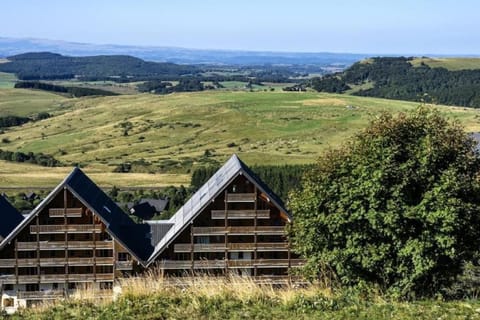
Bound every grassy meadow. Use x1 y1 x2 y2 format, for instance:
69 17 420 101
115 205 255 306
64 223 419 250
410 57 480 71
1 89 480 187
0 88 68 116
7 274 480 320
0 72 17 89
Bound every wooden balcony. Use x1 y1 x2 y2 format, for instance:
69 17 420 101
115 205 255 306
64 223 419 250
156 259 305 270
193 226 286 236
226 193 256 202
17 240 113 251
0 274 16 284
30 224 103 234
229 242 288 252
49 208 83 218
17 290 64 300
17 273 115 284
0 259 15 267
158 260 226 269
228 259 305 268
115 261 134 270
174 242 288 253
211 210 270 220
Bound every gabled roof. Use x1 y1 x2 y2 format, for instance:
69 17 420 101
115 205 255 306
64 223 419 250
0 196 24 241
145 154 290 266
0 167 154 264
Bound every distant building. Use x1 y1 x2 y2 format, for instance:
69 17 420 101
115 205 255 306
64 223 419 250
129 198 169 220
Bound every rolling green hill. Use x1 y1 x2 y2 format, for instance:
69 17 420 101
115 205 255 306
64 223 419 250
301 57 480 108
1 90 480 189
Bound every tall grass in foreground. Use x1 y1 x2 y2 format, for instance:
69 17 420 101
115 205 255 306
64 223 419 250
6 272 480 319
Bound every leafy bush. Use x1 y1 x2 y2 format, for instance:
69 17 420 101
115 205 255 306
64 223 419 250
289 106 480 297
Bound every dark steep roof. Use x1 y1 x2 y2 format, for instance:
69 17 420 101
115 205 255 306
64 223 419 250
65 168 155 262
0 196 24 241
0 168 155 264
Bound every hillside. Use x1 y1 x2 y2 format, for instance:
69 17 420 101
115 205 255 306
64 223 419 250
301 57 480 108
0 52 198 80
1 90 480 188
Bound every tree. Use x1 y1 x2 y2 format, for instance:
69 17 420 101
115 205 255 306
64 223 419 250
289 106 480 296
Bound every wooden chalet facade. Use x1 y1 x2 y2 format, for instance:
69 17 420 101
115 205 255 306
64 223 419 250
147 154 304 278
0 154 303 311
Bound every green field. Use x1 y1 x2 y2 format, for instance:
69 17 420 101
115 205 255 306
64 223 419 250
0 88 68 116
411 57 480 70
0 72 17 88
1 89 480 187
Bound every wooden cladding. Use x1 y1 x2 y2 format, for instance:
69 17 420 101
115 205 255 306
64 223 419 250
226 193 256 202
30 224 103 234
211 210 270 220
174 242 288 253
48 208 83 218
193 226 286 236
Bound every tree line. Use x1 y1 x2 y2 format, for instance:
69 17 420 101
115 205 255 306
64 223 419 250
0 149 61 167
15 81 118 97
191 163 314 201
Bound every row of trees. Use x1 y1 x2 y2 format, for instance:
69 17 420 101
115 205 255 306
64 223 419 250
0 149 61 167
15 81 118 97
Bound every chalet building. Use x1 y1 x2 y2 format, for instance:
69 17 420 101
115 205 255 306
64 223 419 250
0 154 303 311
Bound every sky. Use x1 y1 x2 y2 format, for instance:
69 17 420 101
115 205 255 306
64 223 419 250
1 0 479 55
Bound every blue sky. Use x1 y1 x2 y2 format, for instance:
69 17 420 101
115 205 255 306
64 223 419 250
1 0 479 54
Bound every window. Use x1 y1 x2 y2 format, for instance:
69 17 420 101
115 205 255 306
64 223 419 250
118 252 131 261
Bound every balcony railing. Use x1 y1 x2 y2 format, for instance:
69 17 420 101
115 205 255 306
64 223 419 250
0 257 114 268
158 260 227 269
226 193 256 202
17 273 115 283
156 259 305 270
49 208 83 218
174 242 288 253
17 290 65 300
228 259 305 268
193 226 286 236
17 240 113 251
0 259 16 267
30 224 103 234
211 210 270 220
115 261 134 270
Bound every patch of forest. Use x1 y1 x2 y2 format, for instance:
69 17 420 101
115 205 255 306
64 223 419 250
294 57 480 107
0 52 199 81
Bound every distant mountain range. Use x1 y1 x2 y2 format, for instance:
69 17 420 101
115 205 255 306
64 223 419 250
0 37 368 66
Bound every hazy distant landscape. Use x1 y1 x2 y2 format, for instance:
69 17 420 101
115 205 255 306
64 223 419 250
2 1 480 318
